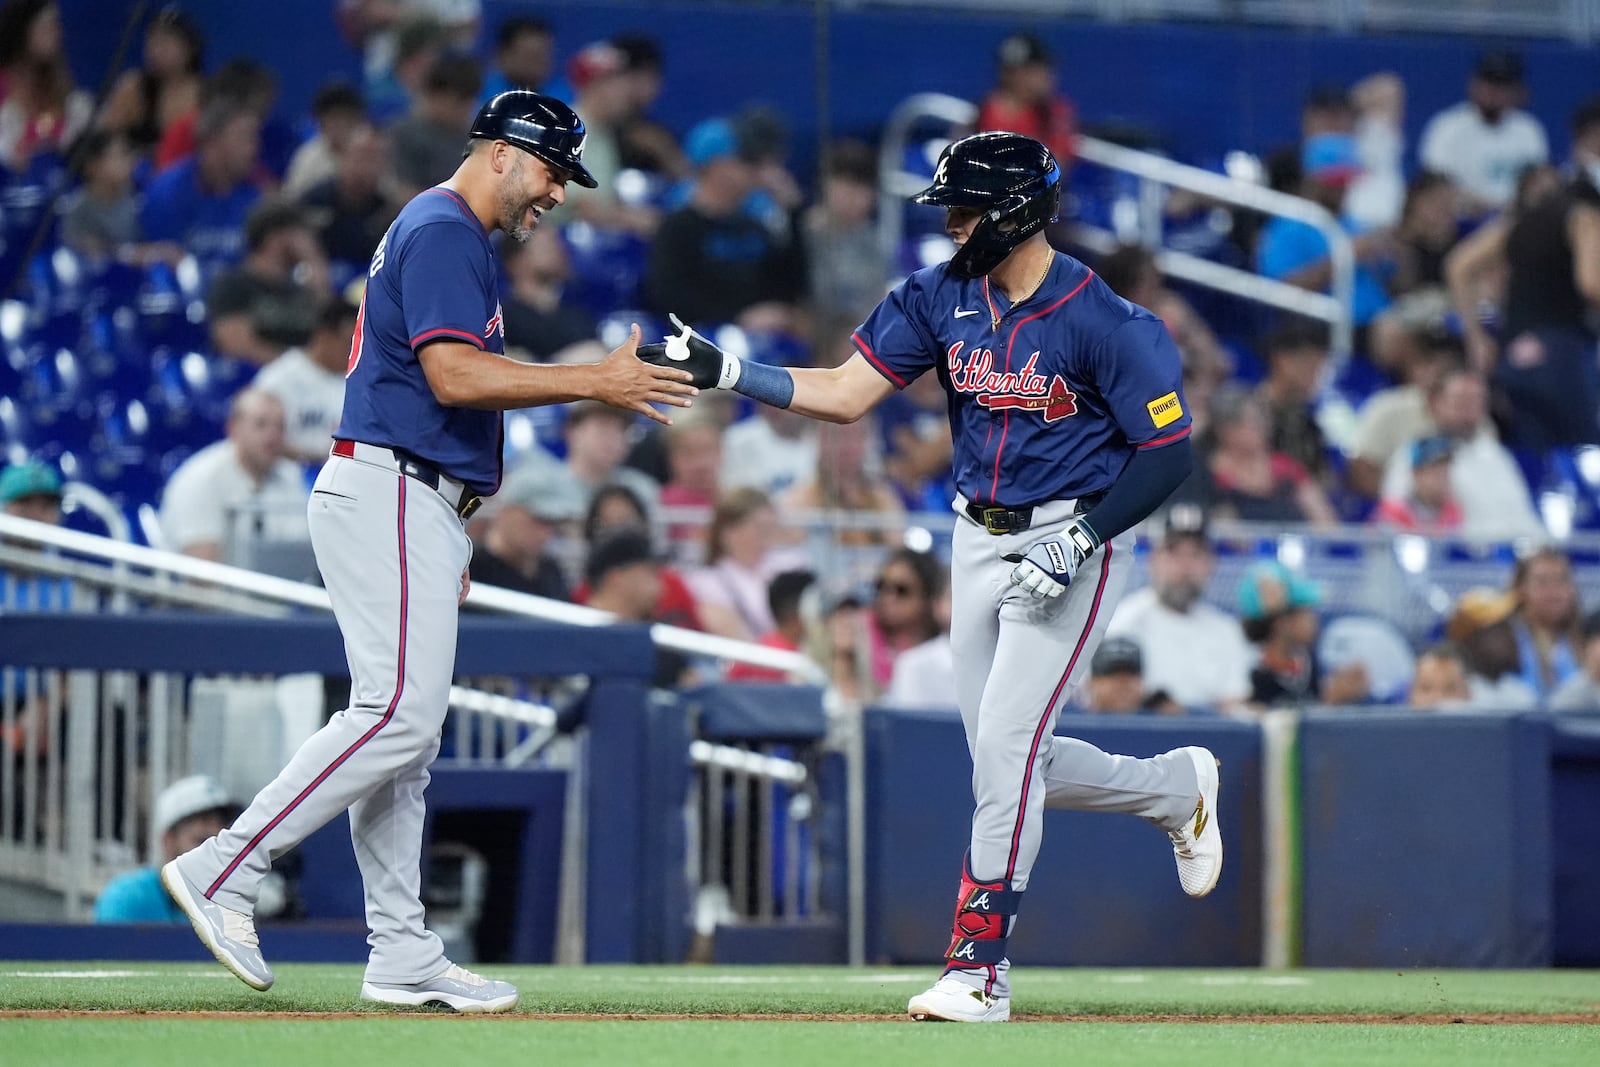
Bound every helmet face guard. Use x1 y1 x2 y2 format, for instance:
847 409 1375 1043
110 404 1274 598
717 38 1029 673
471 91 600 188
913 132 1062 279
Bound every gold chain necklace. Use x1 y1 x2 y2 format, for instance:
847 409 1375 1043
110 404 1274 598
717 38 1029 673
983 253 1054 333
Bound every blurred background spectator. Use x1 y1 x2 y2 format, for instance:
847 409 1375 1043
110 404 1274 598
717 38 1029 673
480 14 558 102
252 299 356 464
1550 610 1600 713
780 418 903 547
498 226 603 364
1508 547 1582 704
98 4 205 157
1446 587 1539 710
575 485 702 632
299 119 398 281
726 569 814 684
138 94 263 281
388 51 482 198
205 199 328 366
1179 385 1337 525
57 131 144 262
1371 435 1463 532
282 81 365 200
0 460 61 526
93 775 234 924
976 31 1075 168
1239 561 1369 708
1419 50 1548 218
687 488 803 642
867 548 944 695
1406 643 1474 710
0 0 90 170
1107 508 1251 714
803 139 884 323
610 33 685 181
468 462 585 601
884 570 954 710
584 527 694 687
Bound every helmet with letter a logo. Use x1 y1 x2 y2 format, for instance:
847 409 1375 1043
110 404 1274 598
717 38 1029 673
470 90 599 188
912 131 1061 279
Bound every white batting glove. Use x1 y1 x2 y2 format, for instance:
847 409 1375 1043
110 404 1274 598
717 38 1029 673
1002 519 1100 601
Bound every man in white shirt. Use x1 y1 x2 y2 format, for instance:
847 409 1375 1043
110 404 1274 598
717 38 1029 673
1380 366 1545 543
252 301 356 464
719 404 819 498
1419 51 1548 215
159 388 310 563
1106 507 1252 713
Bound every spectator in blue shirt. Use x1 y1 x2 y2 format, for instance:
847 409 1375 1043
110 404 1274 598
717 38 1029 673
139 97 264 284
1256 132 1394 330
94 776 236 923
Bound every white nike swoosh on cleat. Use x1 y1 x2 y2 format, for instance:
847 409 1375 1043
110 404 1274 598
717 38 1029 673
953 307 981 318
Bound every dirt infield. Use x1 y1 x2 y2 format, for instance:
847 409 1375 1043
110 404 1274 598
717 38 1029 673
3 1009 1596 1024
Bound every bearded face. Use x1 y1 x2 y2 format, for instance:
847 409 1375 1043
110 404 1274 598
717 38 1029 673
498 153 565 243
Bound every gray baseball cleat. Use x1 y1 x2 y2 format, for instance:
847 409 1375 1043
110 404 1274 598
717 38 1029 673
361 963 519 1013
1168 746 1223 897
160 859 275 991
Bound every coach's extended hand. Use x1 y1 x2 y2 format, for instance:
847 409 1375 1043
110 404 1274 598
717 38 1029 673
1002 519 1100 600
637 314 741 390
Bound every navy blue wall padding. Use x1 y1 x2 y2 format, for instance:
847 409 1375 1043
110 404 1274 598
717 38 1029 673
687 683 827 742
0 612 655 678
865 708 1262 966
1549 719 1600 966
1299 712 1553 967
585 688 692 963
0 922 369 963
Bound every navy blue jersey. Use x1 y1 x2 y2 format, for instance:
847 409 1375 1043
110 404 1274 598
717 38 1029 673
853 254 1191 506
337 187 505 495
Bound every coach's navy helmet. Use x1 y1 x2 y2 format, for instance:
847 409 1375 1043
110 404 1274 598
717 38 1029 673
470 90 599 188
913 131 1061 278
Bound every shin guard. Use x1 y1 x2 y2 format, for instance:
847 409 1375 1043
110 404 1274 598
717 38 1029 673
942 857 1022 968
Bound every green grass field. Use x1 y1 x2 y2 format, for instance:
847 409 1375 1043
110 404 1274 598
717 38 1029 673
3 964 1597 1067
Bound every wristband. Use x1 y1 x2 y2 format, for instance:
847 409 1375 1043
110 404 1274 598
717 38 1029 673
731 359 795 409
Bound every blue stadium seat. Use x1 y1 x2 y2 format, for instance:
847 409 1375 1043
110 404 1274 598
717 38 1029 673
560 223 649 319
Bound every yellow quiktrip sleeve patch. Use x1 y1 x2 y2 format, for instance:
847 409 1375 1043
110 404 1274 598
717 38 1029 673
1147 391 1183 428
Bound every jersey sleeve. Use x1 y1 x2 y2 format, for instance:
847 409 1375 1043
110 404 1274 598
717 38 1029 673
851 275 940 389
398 221 494 352
1088 315 1193 448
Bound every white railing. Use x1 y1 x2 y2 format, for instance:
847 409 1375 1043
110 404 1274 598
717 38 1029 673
876 93 1357 362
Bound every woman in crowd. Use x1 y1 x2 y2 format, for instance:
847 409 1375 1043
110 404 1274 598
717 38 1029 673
1178 385 1337 525
98 5 205 154
687 488 805 641
0 0 92 169
1509 546 1583 703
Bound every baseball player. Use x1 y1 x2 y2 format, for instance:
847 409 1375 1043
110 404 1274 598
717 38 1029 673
161 92 697 1012
640 131 1221 1022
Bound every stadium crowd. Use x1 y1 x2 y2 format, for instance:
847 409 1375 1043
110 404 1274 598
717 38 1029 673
3 1 1600 717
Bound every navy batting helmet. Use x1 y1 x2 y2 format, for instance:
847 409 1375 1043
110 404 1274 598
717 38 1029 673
470 91 599 188
912 131 1061 278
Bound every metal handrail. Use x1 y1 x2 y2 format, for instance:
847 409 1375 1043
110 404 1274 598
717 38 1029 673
874 92 1356 360
0 512 825 681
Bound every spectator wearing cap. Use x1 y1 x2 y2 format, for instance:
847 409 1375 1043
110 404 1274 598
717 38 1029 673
1106 509 1252 714
1255 131 1395 331
573 485 703 632
975 31 1075 167
1371 435 1463 532
1419 51 1549 216
1240 561 1369 708
467 462 585 601
388 51 484 197
585 528 692 687
1081 637 1148 714
252 300 357 464
1380 364 1544 542
1 460 62 526
1447 587 1539 710
206 199 330 366
94 775 235 923
558 40 658 235
1407 643 1474 711
644 116 807 329
1549 610 1600 714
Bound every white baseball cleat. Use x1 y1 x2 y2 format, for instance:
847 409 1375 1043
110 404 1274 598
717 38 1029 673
1168 746 1223 897
907 975 1011 1022
361 963 519 1013
160 860 275 991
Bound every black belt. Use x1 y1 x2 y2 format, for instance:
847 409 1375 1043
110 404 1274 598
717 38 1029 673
964 492 1105 536
965 501 1035 535
331 439 484 520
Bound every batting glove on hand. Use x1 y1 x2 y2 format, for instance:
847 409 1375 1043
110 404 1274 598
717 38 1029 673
637 314 742 390
1002 519 1100 601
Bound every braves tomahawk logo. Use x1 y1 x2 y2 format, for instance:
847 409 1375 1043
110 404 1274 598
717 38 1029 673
485 303 504 340
947 342 1077 422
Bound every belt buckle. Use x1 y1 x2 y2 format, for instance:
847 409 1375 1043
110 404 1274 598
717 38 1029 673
458 494 482 521
981 507 1010 535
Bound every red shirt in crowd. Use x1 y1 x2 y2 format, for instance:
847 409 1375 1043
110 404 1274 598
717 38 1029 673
976 92 1077 167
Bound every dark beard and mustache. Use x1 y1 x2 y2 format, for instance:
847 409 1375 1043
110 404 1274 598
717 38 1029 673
1156 580 1204 613
498 157 547 243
